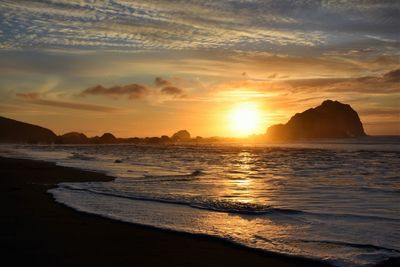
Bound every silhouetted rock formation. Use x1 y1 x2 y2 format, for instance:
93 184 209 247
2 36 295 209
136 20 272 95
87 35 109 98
267 100 366 140
58 132 89 144
161 135 170 142
99 133 117 143
0 116 57 143
171 130 191 141
146 137 162 144
0 116 199 144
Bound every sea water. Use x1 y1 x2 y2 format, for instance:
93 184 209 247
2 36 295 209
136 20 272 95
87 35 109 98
2 137 400 267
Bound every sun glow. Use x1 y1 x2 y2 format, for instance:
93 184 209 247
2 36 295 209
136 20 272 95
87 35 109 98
229 103 263 137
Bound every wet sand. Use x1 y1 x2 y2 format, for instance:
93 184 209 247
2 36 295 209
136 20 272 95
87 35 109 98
0 156 397 267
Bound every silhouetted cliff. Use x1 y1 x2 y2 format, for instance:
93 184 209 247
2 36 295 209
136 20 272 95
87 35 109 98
0 116 57 143
267 100 366 140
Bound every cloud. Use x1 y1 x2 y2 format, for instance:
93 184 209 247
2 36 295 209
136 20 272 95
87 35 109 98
2 0 398 54
154 77 186 97
383 69 400 82
284 69 400 94
161 86 184 96
16 92 118 112
79 77 186 101
0 0 324 52
15 92 39 100
81 84 149 99
154 77 172 87
359 107 400 117
268 73 278 79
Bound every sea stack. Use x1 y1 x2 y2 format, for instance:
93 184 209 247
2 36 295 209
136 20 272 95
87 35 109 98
171 130 191 141
266 100 366 140
99 133 117 143
58 132 89 144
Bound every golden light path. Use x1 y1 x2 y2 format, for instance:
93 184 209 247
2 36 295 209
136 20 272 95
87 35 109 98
229 103 264 137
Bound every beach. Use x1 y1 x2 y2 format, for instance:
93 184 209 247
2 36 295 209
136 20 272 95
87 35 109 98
0 156 336 267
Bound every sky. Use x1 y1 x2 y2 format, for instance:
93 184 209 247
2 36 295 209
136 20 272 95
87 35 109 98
0 0 399 137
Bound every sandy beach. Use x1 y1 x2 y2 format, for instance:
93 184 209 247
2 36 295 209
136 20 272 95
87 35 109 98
0 156 336 267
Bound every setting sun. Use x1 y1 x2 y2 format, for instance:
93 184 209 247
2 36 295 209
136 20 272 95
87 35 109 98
229 103 263 136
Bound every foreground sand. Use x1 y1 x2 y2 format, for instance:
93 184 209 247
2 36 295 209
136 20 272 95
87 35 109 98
0 156 397 267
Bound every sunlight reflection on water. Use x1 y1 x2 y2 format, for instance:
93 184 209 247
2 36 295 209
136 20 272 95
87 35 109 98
2 140 400 267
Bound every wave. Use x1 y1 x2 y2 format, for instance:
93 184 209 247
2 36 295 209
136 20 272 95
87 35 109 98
298 239 400 253
49 184 400 267
57 183 299 215
138 170 206 182
190 170 205 176
302 210 400 222
57 183 400 222
68 152 96 161
190 202 300 215
358 186 400 194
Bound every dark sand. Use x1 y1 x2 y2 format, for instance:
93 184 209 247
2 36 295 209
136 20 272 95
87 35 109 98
0 156 397 267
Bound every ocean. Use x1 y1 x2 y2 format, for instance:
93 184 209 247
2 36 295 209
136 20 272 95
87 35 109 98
2 137 400 267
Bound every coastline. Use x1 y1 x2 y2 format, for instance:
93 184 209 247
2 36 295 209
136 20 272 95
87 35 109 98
1 156 397 267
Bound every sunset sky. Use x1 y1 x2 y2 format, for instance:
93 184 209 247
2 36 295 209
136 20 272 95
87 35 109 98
0 0 399 137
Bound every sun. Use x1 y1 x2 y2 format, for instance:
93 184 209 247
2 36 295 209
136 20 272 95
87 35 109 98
229 103 263 137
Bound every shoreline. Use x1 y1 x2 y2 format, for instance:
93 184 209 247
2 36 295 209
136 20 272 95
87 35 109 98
1 156 398 267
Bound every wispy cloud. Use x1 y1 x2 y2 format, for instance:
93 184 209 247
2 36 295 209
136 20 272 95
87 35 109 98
2 0 398 53
285 69 400 93
383 69 400 82
80 84 150 99
16 92 119 112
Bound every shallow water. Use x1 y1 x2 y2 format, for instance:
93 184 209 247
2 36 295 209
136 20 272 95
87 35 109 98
2 137 400 267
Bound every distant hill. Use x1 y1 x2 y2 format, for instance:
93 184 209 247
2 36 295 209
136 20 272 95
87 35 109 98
0 116 198 144
0 116 57 143
58 132 89 144
267 100 366 140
